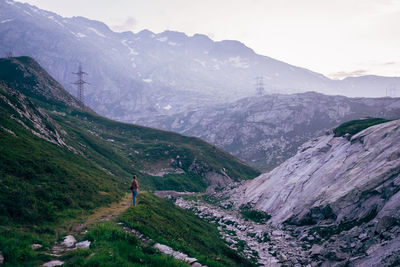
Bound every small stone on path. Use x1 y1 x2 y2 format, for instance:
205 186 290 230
76 240 91 249
42 260 64 267
62 235 76 248
31 243 42 250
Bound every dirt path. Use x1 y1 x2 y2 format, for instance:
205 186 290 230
42 194 133 265
71 193 132 234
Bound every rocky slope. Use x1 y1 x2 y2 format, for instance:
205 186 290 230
141 92 400 171
1 0 400 124
224 119 400 265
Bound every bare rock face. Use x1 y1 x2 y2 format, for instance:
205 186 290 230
229 119 400 265
236 120 400 227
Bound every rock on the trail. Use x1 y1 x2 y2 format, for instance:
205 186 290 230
31 244 42 250
62 235 76 248
75 240 91 249
42 260 64 267
0 251 4 264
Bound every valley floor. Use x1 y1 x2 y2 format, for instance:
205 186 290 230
158 192 311 266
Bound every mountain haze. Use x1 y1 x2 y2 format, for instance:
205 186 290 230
1 0 399 125
141 92 400 170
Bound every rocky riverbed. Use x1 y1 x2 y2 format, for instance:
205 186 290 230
158 190 400 267
170 196 310 266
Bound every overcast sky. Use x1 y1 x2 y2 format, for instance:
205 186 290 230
18 0 400 79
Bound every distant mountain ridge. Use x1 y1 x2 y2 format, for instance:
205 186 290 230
140 92 400 170
1 0 400 124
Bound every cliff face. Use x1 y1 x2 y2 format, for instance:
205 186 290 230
236 119 400 226
221 120 400 265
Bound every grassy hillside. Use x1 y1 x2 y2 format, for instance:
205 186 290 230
333 118 391 138
0 57 258 224
0 57 259 265
118 193 254 267
58 193 254 267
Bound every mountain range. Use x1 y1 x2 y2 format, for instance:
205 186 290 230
1 0 400 125
141 92 400 170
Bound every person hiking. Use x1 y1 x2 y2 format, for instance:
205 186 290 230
130 175 139 206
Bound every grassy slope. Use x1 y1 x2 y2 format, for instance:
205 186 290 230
63 221 191 267
0 57 259 265
118 192 255 267
333 118 391 138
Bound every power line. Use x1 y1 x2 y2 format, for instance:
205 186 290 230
255 76 264 96
386 83 397 98
72 63 88 104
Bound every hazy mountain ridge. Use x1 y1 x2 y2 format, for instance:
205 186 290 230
140 92 400 170
1 0 400 125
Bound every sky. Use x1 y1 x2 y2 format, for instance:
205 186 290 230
18 0 400 79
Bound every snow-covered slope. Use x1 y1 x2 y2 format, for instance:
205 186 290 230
235 119 400 227
1 0 400 124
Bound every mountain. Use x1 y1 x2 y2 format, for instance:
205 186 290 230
140 92 400 171
226 118 400 265
0 56 259 226
1 0 400 125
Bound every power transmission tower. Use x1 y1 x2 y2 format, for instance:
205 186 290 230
386 83 397 98
5 51 13 58
72 63 88 104
255 76 264 96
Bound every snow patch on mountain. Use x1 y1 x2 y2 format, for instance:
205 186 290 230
0 19 13 23
87 27 106 38
168 41 179 46
228 56 250 69
75 32 86 38
157 36 168 42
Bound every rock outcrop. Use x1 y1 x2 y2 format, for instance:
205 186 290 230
228 119 400 265
235 119 400 226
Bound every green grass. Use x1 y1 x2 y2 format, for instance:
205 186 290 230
0 226 52 267
333 118 391 138
62 222 190 267
240 207 271 224
119 192 255 267
0 106 123 225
